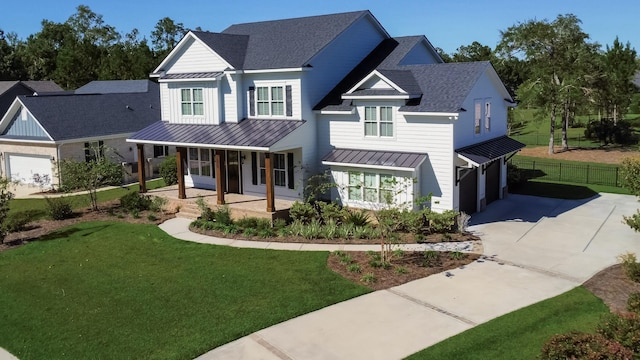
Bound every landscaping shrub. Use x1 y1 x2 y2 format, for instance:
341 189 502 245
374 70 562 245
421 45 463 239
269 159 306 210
195 197 215 222
597 312 640 354
540 332 632 360
120 192 152 212
628 292 640 314
149 196 168 213
585 119 639 146
289 201 316 224
3 212 32 233
214 206 233 225
317 201 344 224
158 155 178 185
344 209 370 226
618 252 640 282
427 210 458 233
45 196 73 220
507 162 526 188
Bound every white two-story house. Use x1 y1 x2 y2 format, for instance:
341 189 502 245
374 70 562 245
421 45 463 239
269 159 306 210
128 10 523 215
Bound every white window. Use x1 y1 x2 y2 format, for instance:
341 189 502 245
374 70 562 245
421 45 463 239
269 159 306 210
256 86 284 116
20 108 27 121
364 106 393 137
348 172 394 204
259 153 286 187
474 100 482 134
188 148 213 177
181 88 204 116
485 101 491 131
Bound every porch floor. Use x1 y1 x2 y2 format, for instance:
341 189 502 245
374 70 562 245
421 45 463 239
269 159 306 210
147 185 295 220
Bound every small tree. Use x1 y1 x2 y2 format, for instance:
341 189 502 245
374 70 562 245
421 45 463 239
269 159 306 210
0 177 14 242
59 156 123 211
622 157 640 232
158 155 177 185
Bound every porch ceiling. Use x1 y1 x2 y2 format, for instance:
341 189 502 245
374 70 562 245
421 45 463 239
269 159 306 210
127 119 305 151
456 135 525 167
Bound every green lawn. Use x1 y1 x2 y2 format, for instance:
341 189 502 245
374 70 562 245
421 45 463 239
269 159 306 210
406 287 609 360
0 221 369 359
8 179 166 219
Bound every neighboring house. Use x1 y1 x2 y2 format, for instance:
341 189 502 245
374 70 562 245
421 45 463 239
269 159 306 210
0 81 64 119
128 10 524 214
0 80 163 188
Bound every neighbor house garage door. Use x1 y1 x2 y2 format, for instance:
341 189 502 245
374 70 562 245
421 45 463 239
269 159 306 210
7 154 53 185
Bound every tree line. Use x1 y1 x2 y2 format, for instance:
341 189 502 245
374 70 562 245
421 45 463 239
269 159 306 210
0 5 187 89
437 14 638 154
1 7 638 154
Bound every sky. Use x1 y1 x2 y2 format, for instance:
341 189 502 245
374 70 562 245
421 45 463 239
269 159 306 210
1 0 638 54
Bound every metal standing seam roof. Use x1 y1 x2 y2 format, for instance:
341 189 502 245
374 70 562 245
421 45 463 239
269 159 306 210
322 148 427 170
160 72 223 80
128 119 306 149
456 135 525 166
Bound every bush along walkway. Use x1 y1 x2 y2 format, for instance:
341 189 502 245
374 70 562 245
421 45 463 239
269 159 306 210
159 218 479 253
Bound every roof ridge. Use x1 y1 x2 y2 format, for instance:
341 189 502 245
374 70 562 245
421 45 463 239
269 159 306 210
222 10 369 29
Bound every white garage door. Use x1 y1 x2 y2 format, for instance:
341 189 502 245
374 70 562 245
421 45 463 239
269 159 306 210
7 154 53 185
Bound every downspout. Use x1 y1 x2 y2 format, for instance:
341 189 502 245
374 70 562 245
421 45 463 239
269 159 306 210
56 143 63 190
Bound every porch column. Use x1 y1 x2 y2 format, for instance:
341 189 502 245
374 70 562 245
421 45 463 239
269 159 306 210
214 149 225 205
176 147 187 199
136 144 146 193
265 152 275 212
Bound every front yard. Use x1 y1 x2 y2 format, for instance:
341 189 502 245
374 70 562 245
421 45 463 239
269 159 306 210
0 221 369 359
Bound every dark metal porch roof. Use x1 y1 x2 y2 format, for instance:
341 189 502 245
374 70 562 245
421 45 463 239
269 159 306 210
456 135 525 166
128 119 305 150
322 148 427 171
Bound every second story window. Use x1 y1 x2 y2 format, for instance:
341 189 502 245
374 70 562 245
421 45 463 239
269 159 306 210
181 88 204 116
474 100 482 134
257 86 284 116
364 106 394 138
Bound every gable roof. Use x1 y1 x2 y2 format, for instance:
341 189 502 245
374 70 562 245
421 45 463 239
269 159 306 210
2 87 160 142
75 80 157 94
0 81 63 96
398 62 492 113
190 31 249 70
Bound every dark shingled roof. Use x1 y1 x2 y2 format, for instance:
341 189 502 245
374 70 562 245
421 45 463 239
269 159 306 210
129 119 305 149
16 88 160 141
190 31 249 69
322 148 427 170
377 69 422 95
456 136 525 166
220 10 372 69
0 81 63 96
75 80 157 94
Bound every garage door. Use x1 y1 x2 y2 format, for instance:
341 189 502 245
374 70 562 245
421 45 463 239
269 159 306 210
459 168 477 214
485 160 500 205
7 154 53 185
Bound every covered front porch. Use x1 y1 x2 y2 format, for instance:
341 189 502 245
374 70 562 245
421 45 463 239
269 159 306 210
147 185 294 220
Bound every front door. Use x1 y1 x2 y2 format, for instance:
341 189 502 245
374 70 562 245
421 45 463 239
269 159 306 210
227 151 241 194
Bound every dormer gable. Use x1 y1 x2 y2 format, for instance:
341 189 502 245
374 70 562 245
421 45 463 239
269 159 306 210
342 69 422 100
0 99 53 141
152 31 245 77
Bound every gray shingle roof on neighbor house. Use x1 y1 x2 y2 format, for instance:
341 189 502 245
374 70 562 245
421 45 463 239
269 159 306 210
13 88 160 141
75 80 158 94
217 10 372 70
456 135 525 165
0 81 63 96
633 72 640 89
129 119 305 149
322 148 427 170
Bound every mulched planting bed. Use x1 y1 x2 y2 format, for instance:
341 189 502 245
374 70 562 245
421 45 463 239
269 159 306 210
328 250 480 290
190 225 480 245
0 200 176 252
583 264 640 314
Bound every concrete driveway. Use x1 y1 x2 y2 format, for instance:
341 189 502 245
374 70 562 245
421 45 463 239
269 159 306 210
198 193 639 359
469 193 640 282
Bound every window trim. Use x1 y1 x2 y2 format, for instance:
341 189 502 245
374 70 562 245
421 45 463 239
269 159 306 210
181 88 204 116
153 145 169 158
259 152 287 187
256 85 285 117
474 100 482 135
347 171 395 204
187 147 214 178
363 106 394 138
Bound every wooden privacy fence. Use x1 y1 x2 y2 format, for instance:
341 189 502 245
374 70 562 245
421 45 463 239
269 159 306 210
509 159 623 187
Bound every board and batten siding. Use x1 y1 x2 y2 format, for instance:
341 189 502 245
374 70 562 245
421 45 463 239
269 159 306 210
244 73 303 121
318 103 455 212
162 37 230 74
2 107 49 139
302 15 387 120
164 81 218 125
